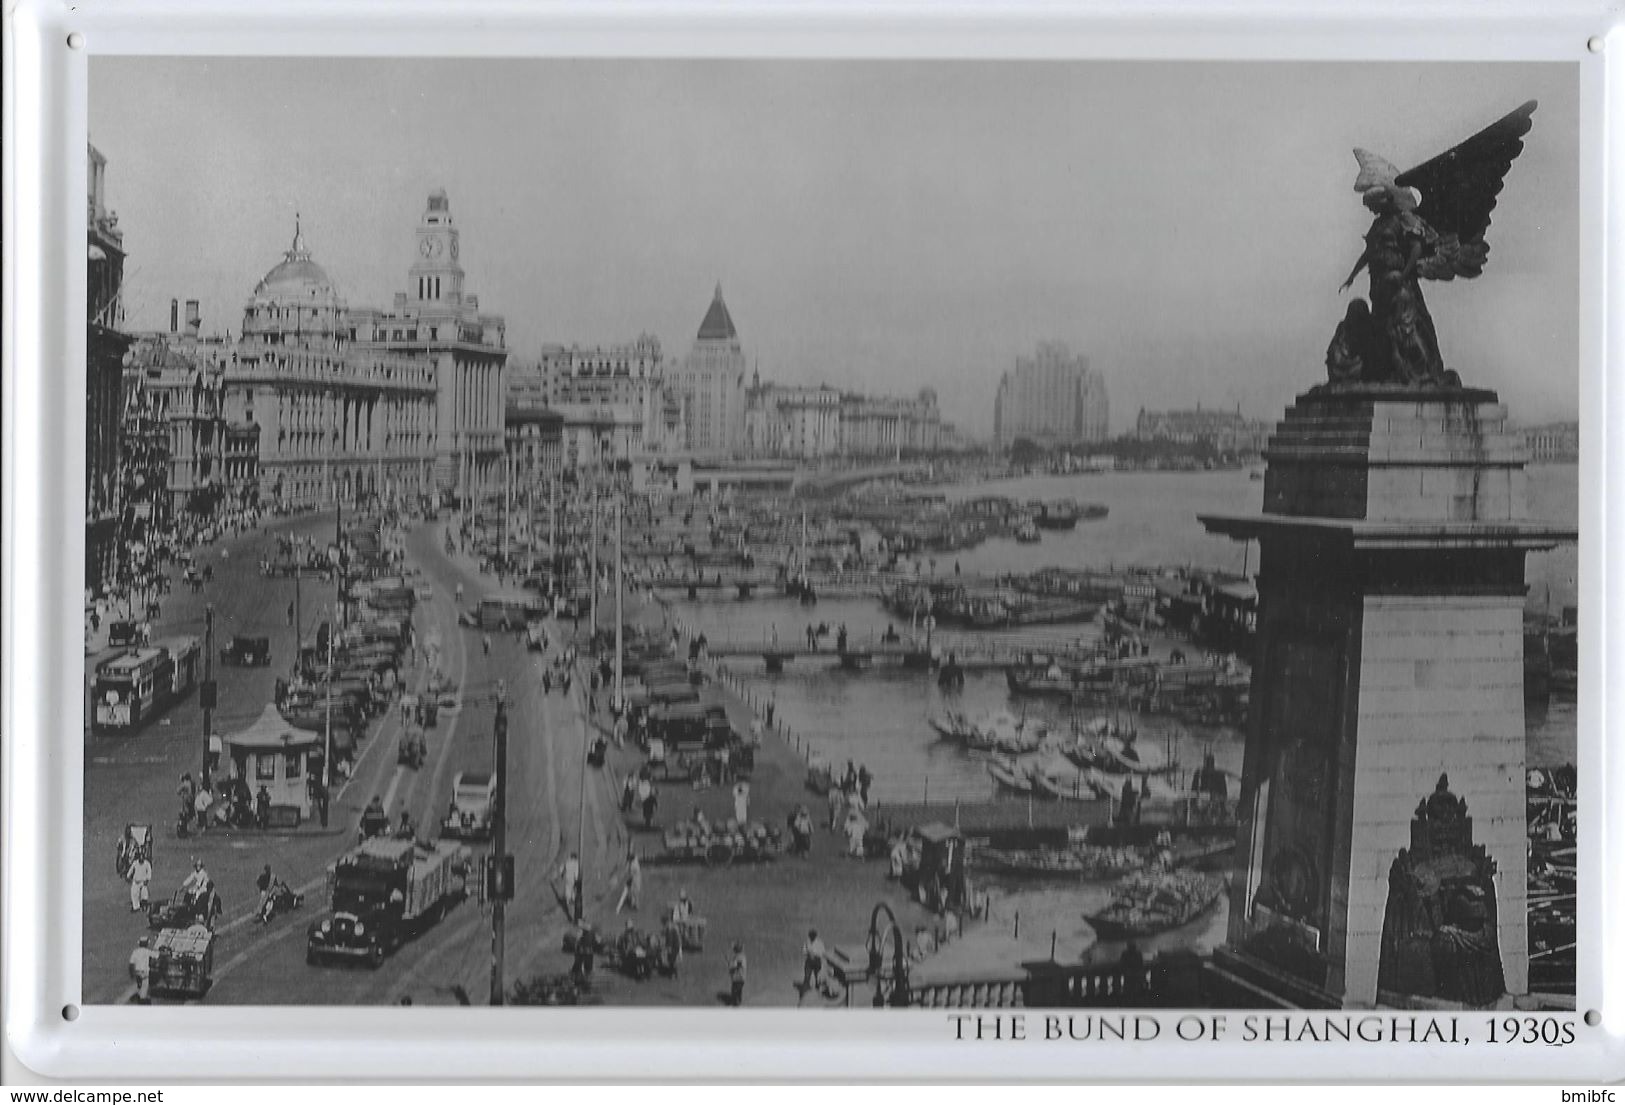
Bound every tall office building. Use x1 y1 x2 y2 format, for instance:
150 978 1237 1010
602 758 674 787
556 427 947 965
673 283 746 457
992 341 1109 449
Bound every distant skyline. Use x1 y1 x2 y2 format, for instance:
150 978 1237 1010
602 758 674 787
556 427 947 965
89 59 1580 438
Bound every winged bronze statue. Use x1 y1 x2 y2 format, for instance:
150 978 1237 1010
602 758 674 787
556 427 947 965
1326 100 1537 387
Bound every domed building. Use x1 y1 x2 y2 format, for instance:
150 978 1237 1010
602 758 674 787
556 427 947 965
241 219 346 346
224 192 506 510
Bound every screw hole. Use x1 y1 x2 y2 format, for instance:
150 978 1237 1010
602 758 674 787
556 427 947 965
1584 1008 1600 1027
66 32 83 49
1588 35 1603 53
61 1004 80 1022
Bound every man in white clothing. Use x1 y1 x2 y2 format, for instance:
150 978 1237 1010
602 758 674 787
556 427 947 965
128 854 153 912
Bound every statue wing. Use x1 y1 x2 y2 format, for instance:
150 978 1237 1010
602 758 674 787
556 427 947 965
1396 100 1537 280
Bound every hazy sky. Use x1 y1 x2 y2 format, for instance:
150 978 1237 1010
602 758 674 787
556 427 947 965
90 59 1579 436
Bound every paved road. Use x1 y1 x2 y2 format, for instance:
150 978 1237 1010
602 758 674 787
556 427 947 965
83 514 630 1005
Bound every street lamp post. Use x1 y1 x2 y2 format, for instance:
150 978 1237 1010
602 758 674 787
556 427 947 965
614 497 623 713
201 604 216 780
322 624 334 789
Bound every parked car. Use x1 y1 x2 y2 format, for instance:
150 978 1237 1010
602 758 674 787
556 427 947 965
219 635 272 667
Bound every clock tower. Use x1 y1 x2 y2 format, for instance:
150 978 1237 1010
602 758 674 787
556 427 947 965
409 188 464 304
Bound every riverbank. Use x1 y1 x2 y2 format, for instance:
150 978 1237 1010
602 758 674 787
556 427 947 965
553 585 948 1007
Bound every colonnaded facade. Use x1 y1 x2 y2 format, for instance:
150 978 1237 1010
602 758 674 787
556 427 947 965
223 190 507 510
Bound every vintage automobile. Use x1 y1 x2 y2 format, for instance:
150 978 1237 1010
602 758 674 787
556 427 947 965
306 839 467 968
398 726 426 769
107 620 146 649
219 635 272 667
439 772 497 841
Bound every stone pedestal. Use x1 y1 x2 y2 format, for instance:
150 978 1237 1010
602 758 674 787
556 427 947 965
1201 385 1573 1008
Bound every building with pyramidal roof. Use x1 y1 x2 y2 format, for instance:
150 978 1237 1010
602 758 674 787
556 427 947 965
673 282 746 456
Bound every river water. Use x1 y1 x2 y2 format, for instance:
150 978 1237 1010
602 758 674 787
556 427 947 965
670 465 1578 805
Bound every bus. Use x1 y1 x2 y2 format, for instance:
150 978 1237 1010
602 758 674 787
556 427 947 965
92 636 202 734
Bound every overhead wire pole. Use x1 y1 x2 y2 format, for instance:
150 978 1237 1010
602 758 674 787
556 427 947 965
589 494 599 639
293 549 302 677
614 497 624 713
489 684 509 1005
201 604 216 781
574 668 589 925
322 624 334 789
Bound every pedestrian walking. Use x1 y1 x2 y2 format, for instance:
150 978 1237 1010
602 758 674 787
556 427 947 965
482 633 491 656
193 783 213 830
128 853 152 912
613 711 629 749
206 731 223 777
640 781 658 830
858 764 873 805
728 943 747 1007
731 780 750 826
286 601 295 627
129 937 154 1004
845 807 867 858
827 783 845 832
309 777 330 828
801 930 828 1000
615 852 642 913
558 852 582 920
765 700 776 730
790 806 813 858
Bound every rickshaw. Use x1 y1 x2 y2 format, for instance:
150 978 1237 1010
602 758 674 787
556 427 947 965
902 822 967 913
148 883 223 931
116 823 152 879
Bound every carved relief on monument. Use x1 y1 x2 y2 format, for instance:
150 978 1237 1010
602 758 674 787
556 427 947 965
1377 774 1506 1006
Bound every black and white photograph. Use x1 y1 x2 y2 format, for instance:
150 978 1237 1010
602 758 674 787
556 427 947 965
75 55 1581 1018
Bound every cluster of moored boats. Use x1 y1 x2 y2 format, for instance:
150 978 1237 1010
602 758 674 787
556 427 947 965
1526 764 1576 994
881 580 1100 629
929 710 1197 803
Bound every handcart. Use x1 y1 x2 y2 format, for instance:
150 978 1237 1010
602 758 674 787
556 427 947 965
149 924 215 1000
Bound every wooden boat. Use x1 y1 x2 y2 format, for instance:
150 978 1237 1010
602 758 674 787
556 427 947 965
1100 733 1183 777
1005 665 1077 699
980 712 1046 753
1031 500 1107 531
987 758 1034 794
974 844 1147 879
1086 871 1226 938
1026 763 1068 800
1168 837 1235 870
